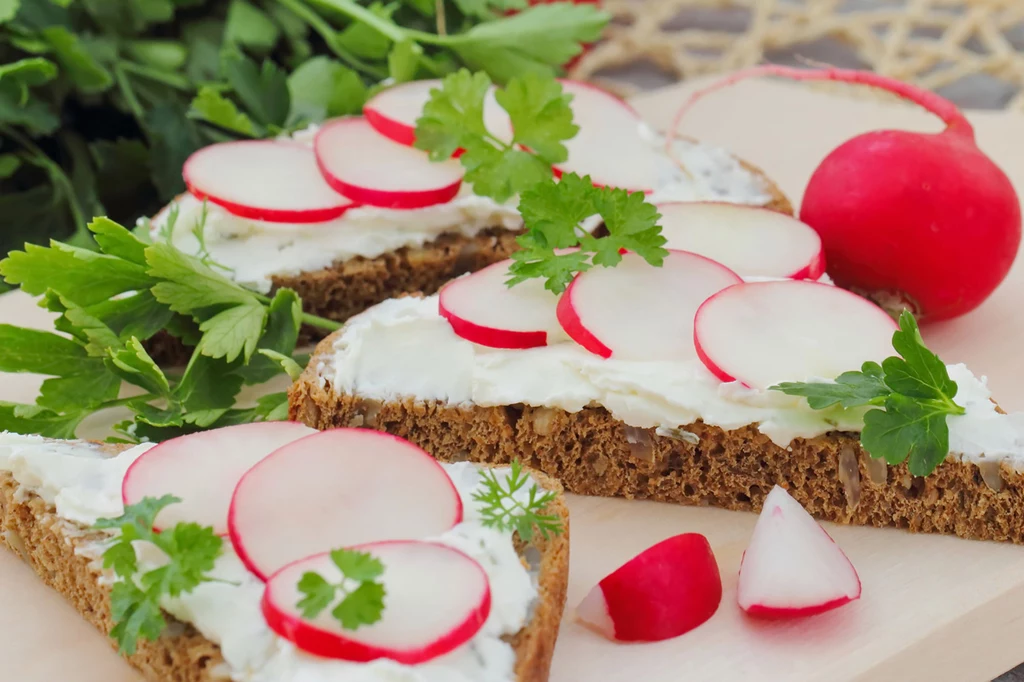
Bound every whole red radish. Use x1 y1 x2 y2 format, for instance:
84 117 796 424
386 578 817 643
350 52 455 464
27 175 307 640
668 65 1021 322
575 533 722 642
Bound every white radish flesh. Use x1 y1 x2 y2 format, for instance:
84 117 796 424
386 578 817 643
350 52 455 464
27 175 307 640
229 428 463 581
657 202 825 279
554 80 662 192
364 80 513 147
557 250 742 361
314 118 464 209
439 259 562 349
262 540 491 664
121 422 317 534
738 485 861 619
694 280 897 388
183 140 355 223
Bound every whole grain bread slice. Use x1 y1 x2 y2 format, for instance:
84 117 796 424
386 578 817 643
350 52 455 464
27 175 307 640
148 157 791 366
290 335 1024 545
0 441 571 682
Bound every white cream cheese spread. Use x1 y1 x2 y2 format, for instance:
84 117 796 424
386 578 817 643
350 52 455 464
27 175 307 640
322 295 1024 470
145 124 773 294
0 433 537 682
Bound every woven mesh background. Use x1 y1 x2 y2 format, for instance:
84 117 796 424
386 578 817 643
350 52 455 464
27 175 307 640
568 0 1024 109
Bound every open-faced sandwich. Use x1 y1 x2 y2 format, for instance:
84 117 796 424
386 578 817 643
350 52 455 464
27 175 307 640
142 74 790 363
289 67 1024 546
0 425 569 682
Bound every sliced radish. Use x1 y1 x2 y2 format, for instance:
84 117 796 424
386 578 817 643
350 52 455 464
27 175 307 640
439 259 561 349
183 140 355 223
229 428 463 581
122 422 317 534
576 534 722 642
693 280 898 388
557 250 742 361
657 203 825 279
314 118 464 209
738 485 861 619
553 80 661 192
364 80 513 148
263 540 490 663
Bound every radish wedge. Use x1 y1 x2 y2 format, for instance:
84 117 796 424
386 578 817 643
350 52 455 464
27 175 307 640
553 80 661 192
122 422 316 534
229 429 462 581
738 486 861 619
439 259 561 349
557 250 742 360
183 140 355 223
576 534 722 642
657 202 825 279
315 118 464 209
262 540 490 663
693 280 898 388
364 80 513 148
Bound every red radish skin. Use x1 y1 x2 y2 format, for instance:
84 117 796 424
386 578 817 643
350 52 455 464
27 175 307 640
364 105 417 147
555 282 613 358
262 540 491 664
668 65 1021 322
183 140 356 223
737 486 861 619
576 533 722 642
439 306 547 349
122 421 316 534
229 429 463 581
314 118 464 210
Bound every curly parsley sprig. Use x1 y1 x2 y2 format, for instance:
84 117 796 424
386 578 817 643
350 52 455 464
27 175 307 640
473 460 564 541
415 70 669 293
771 311 965 476
93 496 224 656
296 549 386 630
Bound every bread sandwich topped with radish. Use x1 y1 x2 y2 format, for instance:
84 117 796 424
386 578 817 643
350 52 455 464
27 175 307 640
141 71 790 360
0 425 569 682
290 67 1024 545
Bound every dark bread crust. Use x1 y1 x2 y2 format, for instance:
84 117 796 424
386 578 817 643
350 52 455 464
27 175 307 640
147 162 791 366
0 447 570 682
290 337 1024 544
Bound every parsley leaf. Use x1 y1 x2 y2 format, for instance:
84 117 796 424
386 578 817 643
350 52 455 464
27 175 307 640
222 52 290 129
509 173 667 293
297 548 386 631
94 496 223 655
771 311 965 476
188 87 258 138
415 69 575 203
472 460 563 542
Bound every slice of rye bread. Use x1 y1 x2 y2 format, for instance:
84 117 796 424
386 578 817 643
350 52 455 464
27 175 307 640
147 156 792 366
0 442 571 682
290 336 1024 544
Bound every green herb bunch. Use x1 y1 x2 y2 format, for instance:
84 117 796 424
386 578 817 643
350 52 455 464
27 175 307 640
0 0 608 284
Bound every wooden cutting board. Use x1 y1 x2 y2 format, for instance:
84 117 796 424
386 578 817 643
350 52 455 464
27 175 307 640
4 77 1024 682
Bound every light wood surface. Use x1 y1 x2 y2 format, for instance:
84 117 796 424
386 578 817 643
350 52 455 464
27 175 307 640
4 77 1024 682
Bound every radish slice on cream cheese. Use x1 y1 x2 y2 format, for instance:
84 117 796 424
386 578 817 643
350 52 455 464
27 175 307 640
183 140 355 223
738 485 861 619
693 280 898 388
557 250 742 360
364 79 513 148
229 428 463 581
576 533 722 641
439 259 562 349
122 422 316 534
262 540 491 663
553 80 662 192
656 202 825 279
314 117 464 209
